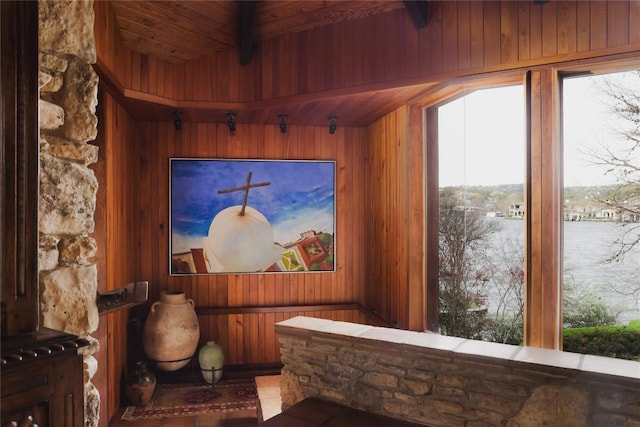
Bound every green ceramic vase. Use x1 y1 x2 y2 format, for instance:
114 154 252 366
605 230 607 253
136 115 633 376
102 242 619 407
198 341 224 384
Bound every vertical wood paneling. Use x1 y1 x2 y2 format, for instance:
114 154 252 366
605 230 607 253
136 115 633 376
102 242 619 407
140 54 149 93
134 122 367 365
576 2 591 52
441 1 458 72
632 0 640 44
457 1 471 70
427 2 444 74
366 107 417 329
607 0 630 47
261 40 274 100
94 90 140 422
96 1 640 104
557 1 577 55
483 2 502 66
518 1 531 61
529 1 543 59
93 1 117 73
590 1 608 50
93 3 640 423
130 52 141 91
541 2 558 58
400 12 418 78
500 1 519 64
469 1 485 68
361 20 378 84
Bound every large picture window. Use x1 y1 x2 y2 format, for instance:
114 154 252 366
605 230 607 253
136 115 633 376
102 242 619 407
424 62 639 359
561 71 640 354
436 85 525 344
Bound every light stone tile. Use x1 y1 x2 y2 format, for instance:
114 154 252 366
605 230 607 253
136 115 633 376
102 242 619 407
256 375 282 422
455 339 522 361
276 316 333 332
260 398 282 421
514 346 583 370
582 354 640 379
355 326 419 343
401 331 464 352
255 374 281 388
319 320 372 336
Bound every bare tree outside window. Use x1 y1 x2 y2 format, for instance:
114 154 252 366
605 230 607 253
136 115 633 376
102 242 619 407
437 85 525 341
436 73 640 345
563 70 640 326
588 71 640 260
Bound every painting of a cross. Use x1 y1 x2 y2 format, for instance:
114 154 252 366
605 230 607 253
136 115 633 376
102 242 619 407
169 158 336 275
217 172 270 216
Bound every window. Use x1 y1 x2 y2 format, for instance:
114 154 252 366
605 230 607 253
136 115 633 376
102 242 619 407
436 85 525 343
562 71 640 334
423 62 639 355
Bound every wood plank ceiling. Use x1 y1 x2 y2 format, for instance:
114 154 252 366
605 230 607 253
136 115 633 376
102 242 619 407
107 1 434 125
110 1 409 62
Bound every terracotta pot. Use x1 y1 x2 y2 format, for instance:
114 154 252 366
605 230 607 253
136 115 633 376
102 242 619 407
125 361 156 405
143 290 200 371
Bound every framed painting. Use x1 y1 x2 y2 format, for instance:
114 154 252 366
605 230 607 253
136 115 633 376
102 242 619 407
169 158 335 274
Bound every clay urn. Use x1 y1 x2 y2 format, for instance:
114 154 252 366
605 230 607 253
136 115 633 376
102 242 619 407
143 290 200 371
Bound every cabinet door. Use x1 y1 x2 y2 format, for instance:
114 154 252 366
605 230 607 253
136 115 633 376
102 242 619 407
2 403 49 427
1 353 85 427
1 0 40 337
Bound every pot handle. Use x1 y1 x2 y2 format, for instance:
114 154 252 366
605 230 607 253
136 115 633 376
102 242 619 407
187 299 195 307
150 301 160 312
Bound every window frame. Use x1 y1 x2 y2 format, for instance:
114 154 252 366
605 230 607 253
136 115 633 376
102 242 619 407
414 55 639 349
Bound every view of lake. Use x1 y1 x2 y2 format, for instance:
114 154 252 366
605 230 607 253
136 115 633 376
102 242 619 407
486 218 640 325
437 72 640 329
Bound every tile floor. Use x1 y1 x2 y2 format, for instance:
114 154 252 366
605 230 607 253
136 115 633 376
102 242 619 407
110 375 282 427
254 375 282 422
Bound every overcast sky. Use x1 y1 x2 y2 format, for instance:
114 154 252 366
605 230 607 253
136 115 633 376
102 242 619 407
438 70 639 188
438 84 525 187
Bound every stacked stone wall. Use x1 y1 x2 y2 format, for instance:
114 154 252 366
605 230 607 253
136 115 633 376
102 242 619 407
276 317 640 427
38 1 100 425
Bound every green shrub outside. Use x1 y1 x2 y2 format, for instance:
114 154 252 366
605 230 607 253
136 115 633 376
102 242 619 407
563 320 640 361
627 319 640 331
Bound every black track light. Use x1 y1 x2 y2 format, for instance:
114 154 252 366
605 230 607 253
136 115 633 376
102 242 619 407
328 115 337 135
278 114 288 133
173 111 183 131
226 112 236 135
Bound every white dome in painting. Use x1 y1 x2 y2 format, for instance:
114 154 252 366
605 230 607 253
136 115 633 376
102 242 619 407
203 205 283 272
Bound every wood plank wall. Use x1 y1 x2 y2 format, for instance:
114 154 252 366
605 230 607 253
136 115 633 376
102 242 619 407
134 120 368 366
94 0 179 100
91 1 640 422
92 90 141 420
366 106 411 328
95 1 640 104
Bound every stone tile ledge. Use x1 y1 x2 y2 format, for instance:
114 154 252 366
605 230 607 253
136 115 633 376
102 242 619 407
276 316 640 385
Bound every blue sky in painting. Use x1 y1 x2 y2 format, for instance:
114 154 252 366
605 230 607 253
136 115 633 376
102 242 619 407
171 159 335 254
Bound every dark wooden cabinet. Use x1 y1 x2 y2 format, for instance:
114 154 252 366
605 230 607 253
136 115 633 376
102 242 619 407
1 0 40 338
1 330 87 427
1 2 86 426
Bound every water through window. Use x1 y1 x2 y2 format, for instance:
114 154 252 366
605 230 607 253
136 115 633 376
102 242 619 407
561 70 640 356
437 85 525 343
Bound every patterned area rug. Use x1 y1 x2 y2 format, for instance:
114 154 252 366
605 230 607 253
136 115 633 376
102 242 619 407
121 378 257 420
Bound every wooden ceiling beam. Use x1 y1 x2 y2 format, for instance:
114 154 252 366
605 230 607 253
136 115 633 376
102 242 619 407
238 0 257 65
403 0 429 30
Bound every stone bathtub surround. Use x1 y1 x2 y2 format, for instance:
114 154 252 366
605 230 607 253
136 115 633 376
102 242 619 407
38 1 100 426
276 316 640 427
